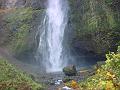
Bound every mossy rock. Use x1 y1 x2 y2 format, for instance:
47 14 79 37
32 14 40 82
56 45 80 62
3 7 43 55
63 65 77 76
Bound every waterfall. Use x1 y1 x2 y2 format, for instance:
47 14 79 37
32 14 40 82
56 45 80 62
46 0 69 72
36 0 69 72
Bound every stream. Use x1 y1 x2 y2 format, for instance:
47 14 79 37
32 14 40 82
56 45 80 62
32 68 95 90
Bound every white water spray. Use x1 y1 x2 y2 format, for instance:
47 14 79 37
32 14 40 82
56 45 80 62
36 0 69 72
47 0 68 72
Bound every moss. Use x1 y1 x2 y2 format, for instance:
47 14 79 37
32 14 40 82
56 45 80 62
5 8 33 24
105 0 113 5
4 7 43 54
106 10 117 28
4 8 33 53
10 24 30 54
69 0 120 54
0 58 44 90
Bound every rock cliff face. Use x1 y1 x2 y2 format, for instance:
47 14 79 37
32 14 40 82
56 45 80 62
68 0 120 57
0 0 46 9
0 0 45 63
0 0 120 63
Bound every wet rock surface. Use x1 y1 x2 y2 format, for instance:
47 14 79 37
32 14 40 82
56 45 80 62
0 47 96 90
63 65 77 76
33 67 95 90
0 0 47 9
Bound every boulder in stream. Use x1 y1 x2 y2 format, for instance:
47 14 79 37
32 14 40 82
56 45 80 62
63 65 77 76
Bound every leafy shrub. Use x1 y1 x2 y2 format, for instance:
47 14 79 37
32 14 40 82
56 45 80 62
78 46 120 90
0 58 44 90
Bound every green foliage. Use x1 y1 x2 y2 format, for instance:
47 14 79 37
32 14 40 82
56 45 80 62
4 8 33 54
117 46 120 53
105 0 113 5
10 24 30 54
78 48 120 90
6 8 33 24
0 58 44 90
69 0 120 54
4 7 44 54
106 11 116 28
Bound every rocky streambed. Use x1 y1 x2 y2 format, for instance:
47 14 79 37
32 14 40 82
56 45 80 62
32 67 96 90
0 47 103 90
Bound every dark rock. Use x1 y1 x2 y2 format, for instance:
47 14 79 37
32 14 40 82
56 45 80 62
63 77 72 83
0 0 7 9
42 80 54 85
29 74 35 81
96 61 105 68
63 65 77 76
15 0 26 8
0 0 47 9
25 0 47 9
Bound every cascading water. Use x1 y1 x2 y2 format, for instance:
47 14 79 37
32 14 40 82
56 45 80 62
36 0 69 72
47 0 69 72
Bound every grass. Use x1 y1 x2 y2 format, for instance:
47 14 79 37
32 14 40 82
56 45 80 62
0 58 44 90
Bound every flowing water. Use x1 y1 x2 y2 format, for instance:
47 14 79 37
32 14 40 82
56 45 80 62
36 0 69 72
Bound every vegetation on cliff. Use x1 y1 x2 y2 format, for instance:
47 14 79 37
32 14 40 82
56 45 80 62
0 58 44 90
4 7 43 55
5 8 33 54
78 47 120 90
0 0 120 89
65 46 120 89
69 0 120 55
